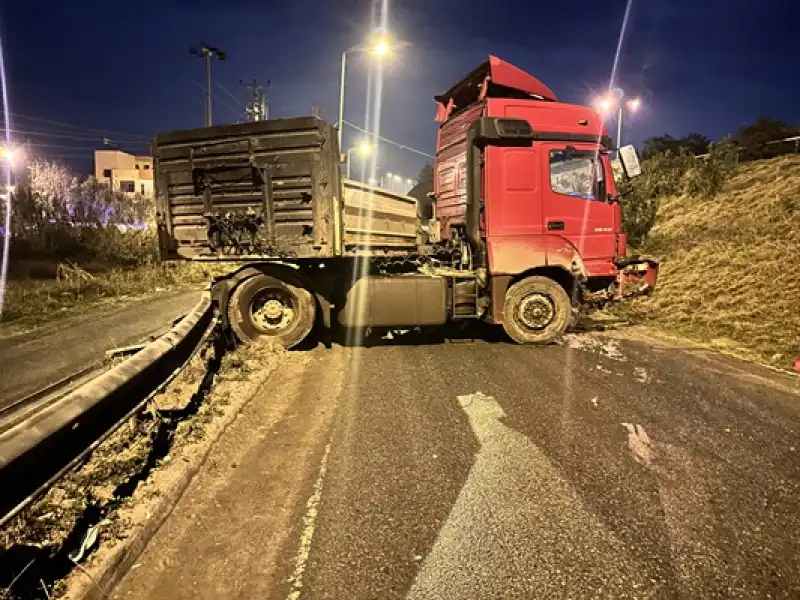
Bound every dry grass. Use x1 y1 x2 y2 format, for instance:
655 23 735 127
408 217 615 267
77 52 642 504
1 261 234 330
618 155 800 367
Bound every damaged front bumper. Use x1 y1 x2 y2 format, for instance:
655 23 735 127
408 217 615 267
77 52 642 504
582 258 660 306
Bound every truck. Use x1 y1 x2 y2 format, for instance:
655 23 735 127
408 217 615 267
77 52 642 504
152 55 658 348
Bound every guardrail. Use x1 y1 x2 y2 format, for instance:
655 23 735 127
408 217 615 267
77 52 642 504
0 292 214 526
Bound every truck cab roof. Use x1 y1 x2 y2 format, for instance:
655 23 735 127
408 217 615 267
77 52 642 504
435 56 610 149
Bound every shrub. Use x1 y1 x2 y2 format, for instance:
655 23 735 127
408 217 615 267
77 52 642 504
619 142 736 246
1 159 158 268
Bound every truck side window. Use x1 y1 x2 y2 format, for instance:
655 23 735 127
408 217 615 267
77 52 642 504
549 150 597 200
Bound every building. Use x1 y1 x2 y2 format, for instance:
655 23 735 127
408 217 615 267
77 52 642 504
94 150 154 197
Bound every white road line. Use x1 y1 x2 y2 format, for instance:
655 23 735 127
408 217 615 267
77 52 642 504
286 440 332 600
407 391 650 599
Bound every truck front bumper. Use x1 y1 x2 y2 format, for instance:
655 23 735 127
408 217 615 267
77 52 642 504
581 258 660 306
614 258 659 299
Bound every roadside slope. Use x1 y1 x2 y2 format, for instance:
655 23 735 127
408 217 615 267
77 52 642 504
624 155 800 367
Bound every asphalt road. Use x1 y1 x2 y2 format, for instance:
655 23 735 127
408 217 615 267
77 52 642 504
0 290 202 410
113 329 800 599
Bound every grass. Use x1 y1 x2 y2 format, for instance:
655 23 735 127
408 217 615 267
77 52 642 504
0 262 219 333
616 155 800 368
1 221 241 333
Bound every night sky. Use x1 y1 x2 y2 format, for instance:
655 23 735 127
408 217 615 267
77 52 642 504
1 0 798 180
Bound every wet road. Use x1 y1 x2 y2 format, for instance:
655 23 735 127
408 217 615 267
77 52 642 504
0 290 202 410
114 329 800 599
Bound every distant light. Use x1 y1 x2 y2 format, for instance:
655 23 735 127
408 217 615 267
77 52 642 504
627 98 642 112
373 39 390 57
0 146 22 166
393 174 401 181
386 172 393 178
368 177 378 185
406 178 414 185
357 140 371 156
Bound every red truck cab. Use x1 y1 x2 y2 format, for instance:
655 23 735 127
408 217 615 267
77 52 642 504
431 56 657 337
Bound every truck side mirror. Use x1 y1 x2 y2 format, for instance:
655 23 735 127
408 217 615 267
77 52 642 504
618 145 642 178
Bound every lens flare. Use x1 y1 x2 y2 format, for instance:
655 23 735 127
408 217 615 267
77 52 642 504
0 33 12 317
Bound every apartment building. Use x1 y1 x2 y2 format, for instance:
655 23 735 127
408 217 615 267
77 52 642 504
94 149 154 197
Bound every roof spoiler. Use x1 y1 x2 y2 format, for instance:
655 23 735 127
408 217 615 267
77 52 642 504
435 56 557 122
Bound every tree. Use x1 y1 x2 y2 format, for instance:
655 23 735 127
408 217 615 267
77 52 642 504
734 116 798 160
642 133 710 159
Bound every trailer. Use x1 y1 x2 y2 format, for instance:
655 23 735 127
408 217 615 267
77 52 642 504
153 56 658 348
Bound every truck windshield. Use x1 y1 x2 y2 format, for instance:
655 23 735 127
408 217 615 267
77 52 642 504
549 150 603 200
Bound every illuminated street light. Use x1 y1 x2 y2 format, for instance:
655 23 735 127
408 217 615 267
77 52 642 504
346 141 373 179
373 40 390 57
0 146 22 168
336 30 411 151
593 91 642 156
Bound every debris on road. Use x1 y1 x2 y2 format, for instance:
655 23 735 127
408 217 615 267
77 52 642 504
561 333 627 362
633 367 652 384
621 423 654 467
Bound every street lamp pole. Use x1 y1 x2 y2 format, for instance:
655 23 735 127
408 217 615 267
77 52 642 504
336 35 410 155
616 105 623 158
337 50 347 152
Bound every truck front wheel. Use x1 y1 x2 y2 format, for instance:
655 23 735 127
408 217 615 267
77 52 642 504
228 273 315 349
502 276 571 345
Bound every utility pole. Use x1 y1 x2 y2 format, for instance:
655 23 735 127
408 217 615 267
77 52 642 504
241 79 269 122
190 43 226 126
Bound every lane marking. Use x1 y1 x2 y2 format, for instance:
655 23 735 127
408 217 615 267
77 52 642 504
286 440 332 600
407 391 650 598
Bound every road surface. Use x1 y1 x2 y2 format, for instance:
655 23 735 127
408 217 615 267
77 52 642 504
112 329 800 599
0 290 202 410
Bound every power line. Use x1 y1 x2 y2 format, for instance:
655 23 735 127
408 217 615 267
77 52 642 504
5 128 145 142
341 120 434 158
215 81 243 109
5 112 150 139
191 81 240 121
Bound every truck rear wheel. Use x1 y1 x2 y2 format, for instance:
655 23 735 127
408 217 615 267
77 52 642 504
228 273 315 349
502 276 571 345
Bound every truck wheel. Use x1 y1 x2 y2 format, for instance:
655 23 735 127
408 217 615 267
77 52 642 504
228 273 315 349
502 276 571 345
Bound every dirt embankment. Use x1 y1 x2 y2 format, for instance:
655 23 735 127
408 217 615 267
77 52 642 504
622 155 800 368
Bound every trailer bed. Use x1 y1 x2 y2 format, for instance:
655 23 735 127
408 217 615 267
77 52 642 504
153 117 418 261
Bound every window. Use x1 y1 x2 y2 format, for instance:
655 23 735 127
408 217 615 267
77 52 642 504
141 184 145 195
143 164 151 170
103 168 112 178
549 150 604 200
119 181 135 193
135 164 140 170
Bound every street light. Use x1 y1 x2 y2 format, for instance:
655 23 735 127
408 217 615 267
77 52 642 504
346 141 372 179
336 31 411 151
593 92 643 155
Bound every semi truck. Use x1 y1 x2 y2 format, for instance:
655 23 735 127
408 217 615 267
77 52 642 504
152 55 658 348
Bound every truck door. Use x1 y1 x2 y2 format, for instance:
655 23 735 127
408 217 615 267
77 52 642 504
540 143 617 277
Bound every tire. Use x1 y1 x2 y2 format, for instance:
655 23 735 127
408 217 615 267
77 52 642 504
502 276 571 345
227 273 315 349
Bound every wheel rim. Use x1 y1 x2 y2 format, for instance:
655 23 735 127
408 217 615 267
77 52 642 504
517 293 555 330
249 286 297 334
